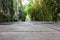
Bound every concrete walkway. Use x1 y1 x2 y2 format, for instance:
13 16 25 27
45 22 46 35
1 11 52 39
0 22 60 40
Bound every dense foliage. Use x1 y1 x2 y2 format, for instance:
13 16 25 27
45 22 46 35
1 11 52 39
0 0 14 22
0 0 60 22
27 0 60 21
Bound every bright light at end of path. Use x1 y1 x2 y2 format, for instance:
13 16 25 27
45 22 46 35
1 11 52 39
22 0 30 5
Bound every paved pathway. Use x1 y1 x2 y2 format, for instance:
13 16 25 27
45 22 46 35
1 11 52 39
0 22 60 40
